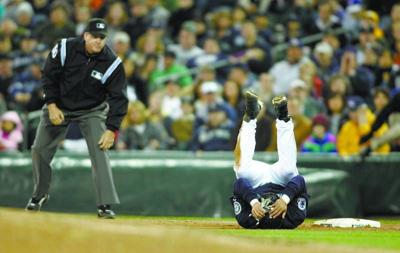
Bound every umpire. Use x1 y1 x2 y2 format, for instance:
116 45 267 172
25 18 128 219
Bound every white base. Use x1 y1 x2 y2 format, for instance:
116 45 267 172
313 218 381 228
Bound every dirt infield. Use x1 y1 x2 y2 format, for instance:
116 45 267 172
124 217 400 231
1 208 398 253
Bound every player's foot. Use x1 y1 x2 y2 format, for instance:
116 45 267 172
272 96 290 122
97 205 116 219
244 91 263 122
25 194 50 212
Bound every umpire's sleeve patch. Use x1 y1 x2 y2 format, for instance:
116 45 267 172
233 200 242 215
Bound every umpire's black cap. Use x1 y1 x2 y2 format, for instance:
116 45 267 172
85 18 108 37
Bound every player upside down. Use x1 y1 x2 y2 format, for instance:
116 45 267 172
231 91 308 229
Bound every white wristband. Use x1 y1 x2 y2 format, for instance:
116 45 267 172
281 194 290 204
250 199 259 206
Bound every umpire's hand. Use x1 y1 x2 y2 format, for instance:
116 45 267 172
48 103 64 125
98 130 115 150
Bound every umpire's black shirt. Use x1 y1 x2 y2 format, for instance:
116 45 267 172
42 37 128 132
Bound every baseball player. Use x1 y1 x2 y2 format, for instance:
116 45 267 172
231 92 308 229
25 18 128 218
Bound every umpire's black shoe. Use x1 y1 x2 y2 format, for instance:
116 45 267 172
25 194 50 212
244 91 263 122
97 205 116 219
272 96 290 122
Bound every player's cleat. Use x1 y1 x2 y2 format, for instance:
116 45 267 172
25 194 50 212
244 91 263 122
272 96 290 122
97 205 116 219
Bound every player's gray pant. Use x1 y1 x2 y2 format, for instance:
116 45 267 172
31 102 120 206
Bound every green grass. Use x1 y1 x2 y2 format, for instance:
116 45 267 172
118 216 400 251
219 228 399 250
216 219 400 251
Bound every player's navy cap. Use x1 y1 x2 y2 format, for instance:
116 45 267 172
85 18 108 37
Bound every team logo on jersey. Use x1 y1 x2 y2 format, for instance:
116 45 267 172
233 201 242 215
91 70 103 80
51 44 58 58
297 198 306 211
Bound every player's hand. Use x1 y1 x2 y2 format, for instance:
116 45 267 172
98 130 115 150
48 103 64 125
251 201 266 220
269 198 287 219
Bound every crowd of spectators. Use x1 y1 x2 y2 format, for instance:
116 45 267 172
0 0 399 156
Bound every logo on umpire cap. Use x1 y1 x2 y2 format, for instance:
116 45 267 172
233 201 242 215
96 23 105 29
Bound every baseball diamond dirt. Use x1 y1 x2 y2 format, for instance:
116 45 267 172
1 208 399 253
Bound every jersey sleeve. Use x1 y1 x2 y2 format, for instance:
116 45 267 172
233 178 259 204
104 63 128 132
42 41 63 104
280 175 307 202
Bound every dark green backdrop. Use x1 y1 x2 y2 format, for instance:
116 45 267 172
0 151 399 217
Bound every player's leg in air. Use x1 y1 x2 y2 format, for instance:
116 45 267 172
231 91 308 229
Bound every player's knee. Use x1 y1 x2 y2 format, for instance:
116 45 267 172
31 145 50 155
32 145 45 155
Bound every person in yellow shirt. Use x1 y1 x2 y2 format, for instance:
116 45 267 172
337 96 390 156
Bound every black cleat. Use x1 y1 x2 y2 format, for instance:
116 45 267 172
97 205 116 219
26 194 50 212
244 91 263 122
272 96 290 122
